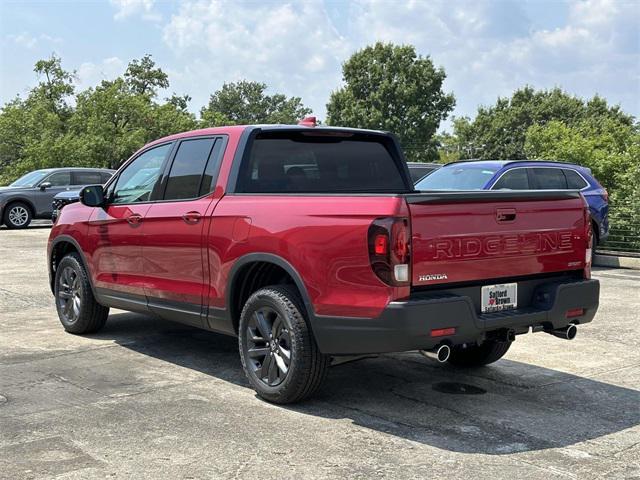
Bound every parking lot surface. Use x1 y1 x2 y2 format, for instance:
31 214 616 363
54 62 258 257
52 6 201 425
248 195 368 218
1 227 639 479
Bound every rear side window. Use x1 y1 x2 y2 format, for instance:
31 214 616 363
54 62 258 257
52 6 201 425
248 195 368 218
492 169 530 190
73 171 102 185
235 132 406 193
199 139 225 196
563 169 588 189
163 138 217 200
101 173 113 184
530 168 567 189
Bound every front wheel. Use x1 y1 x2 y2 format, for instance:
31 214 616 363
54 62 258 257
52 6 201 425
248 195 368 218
54 253 109 334
3 202 32 229
238 285 329 404
447 340 512 367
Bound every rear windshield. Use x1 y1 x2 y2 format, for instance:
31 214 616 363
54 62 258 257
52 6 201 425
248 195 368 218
235 131 407 193
415 164 498 190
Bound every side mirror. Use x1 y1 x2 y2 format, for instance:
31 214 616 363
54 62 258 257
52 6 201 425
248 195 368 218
80 185 105 207
39 182 52 191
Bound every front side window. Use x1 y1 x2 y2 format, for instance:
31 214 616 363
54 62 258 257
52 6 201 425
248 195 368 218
492 169 530 190
236 131 406 193
10 170 49 187
45 171 72 187
530 168 567 189
164 138 216 200
112 144 172 204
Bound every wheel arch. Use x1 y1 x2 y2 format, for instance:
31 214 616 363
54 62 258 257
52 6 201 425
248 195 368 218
49 235 96 296
3 197 36 220
226 253 315 335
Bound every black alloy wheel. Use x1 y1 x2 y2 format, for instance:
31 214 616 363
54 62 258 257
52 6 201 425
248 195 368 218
238 285 329 404
54 252 109 334
245 306 292 386
57 265 82 324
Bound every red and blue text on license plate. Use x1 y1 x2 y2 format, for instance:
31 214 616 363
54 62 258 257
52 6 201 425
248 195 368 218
481 283 517 313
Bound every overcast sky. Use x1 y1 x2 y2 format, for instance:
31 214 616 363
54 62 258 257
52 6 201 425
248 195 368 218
1 0 638 130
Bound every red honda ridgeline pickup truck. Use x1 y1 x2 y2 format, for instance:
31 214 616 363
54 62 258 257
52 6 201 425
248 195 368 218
48 122 599 403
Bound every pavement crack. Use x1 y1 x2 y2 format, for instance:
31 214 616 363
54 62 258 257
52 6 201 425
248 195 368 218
49 373 104 396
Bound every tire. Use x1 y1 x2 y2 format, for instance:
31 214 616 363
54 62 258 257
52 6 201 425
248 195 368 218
54 252 109 334
238 285 329 404
447 340 512 368
3 202 32 229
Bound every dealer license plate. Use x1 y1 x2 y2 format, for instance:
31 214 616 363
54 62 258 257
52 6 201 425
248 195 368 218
481 283 517 313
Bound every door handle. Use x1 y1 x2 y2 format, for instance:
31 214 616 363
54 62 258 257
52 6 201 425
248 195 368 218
182 211 202 225
126 213 143 226
496 208 516 223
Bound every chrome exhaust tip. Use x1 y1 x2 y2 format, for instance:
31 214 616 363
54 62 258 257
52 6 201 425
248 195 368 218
420 344 451 363
547 324 577 340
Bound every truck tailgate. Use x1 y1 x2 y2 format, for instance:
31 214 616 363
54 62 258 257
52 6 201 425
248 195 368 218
406 191 588 286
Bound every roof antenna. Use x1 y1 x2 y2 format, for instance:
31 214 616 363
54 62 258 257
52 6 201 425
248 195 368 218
298 116 317 127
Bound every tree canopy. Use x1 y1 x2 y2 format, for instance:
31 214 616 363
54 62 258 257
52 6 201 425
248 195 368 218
451 86 634 161
0 55 199 181
200 80 311 126
326 42 455 161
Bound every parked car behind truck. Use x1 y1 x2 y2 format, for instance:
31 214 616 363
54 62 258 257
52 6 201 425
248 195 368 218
48 122 599 404
0 168 114 228
52 171 115 223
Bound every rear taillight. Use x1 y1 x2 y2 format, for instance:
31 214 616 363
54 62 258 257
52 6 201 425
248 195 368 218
602 189 608 203
583 202 592 279
368 217 411 286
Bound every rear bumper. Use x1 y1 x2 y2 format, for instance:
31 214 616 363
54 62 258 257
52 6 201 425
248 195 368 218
311 279 599 355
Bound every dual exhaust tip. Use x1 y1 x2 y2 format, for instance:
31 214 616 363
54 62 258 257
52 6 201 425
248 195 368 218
419 324 577 364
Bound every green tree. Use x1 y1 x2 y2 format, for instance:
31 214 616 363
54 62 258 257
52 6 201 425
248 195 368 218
71 78 197 169
31 54 75 118
0 55 78 182
326 42 455 162
124 54 169 97
455 86 633 160
0 54 197 183
200 80 311 126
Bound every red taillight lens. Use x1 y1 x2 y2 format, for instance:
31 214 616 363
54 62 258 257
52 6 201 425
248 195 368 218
602 189 608 203
374 234 388 255
391 219 409 264
368 217 411 286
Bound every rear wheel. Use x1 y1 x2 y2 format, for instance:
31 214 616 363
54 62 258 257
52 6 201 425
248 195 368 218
54 253 109 334
447 340 512 367
238 285 329 404
3 202 32 229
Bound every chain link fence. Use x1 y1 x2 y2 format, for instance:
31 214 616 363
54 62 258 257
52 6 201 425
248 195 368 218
598 200 640 256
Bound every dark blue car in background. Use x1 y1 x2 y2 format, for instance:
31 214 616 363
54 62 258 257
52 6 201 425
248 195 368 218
415 160 609 250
